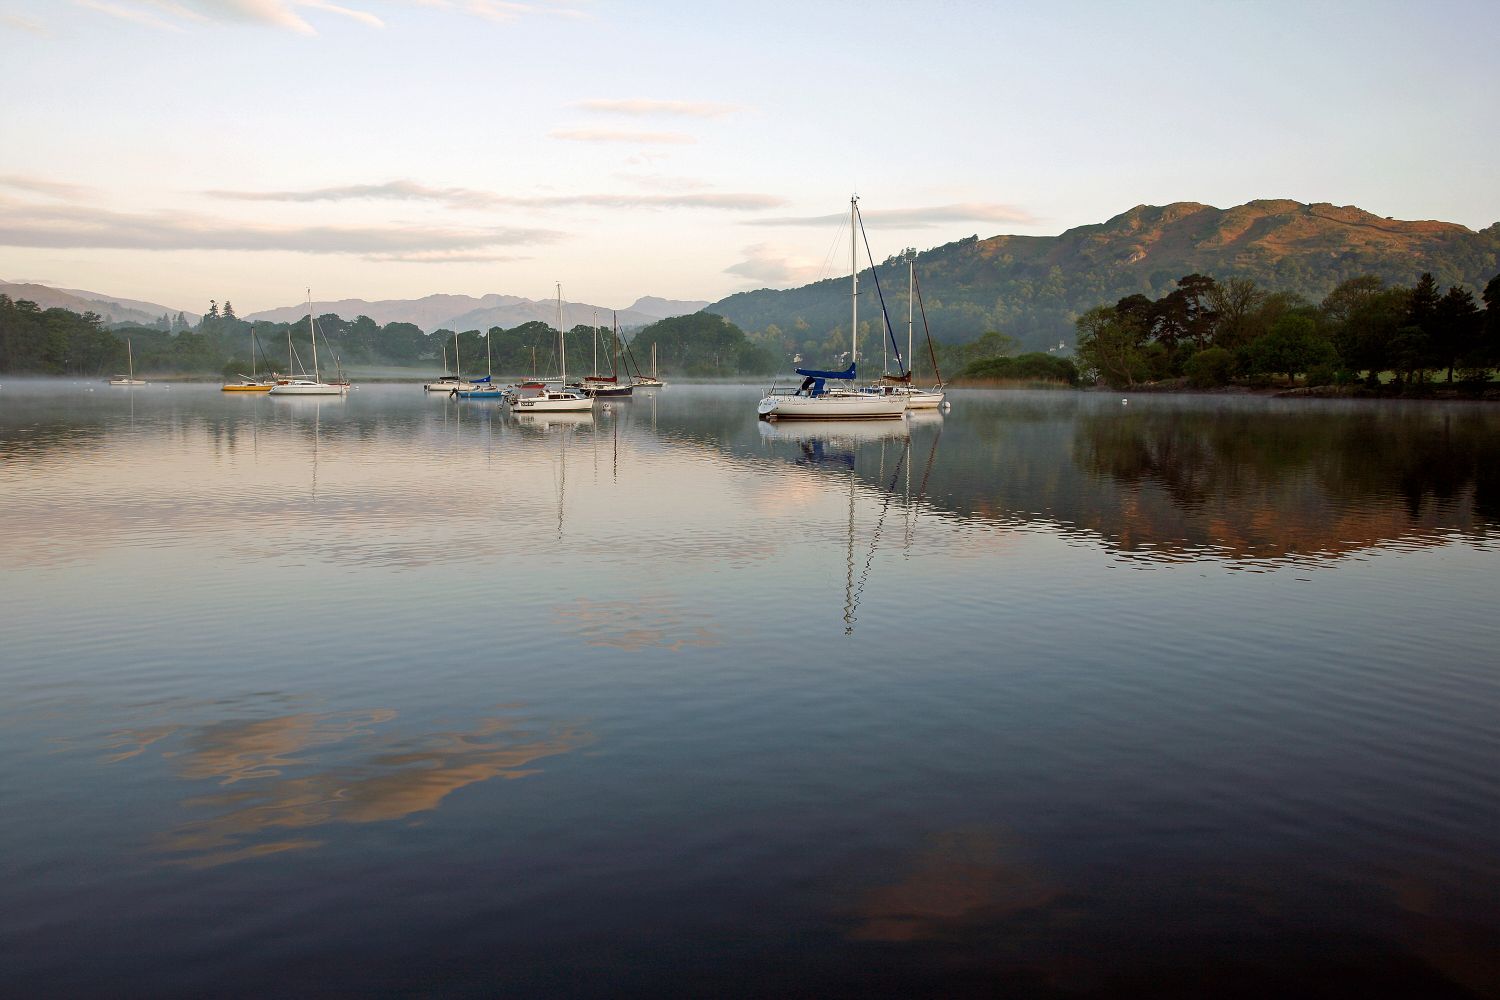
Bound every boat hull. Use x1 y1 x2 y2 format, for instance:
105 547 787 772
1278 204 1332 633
269 381 349 396
757 393 906 420
581 383 633 397
222 383 273 392
511 388 594 412
902 390 945 408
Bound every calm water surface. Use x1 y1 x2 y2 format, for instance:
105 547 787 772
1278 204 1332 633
2 381 1498 998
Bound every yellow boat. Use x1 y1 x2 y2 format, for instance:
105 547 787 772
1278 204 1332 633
222 330 275 391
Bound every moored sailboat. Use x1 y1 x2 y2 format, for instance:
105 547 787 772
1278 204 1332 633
269 292 351 396
109 339 146 386
866 260 946 409
509 285 593 413
426 332 477 392
632 342 664 388
758 196 905 421
453 329 504 398
578 313 633 397
223 329 274 391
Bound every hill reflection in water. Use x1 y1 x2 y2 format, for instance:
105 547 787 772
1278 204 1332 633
2 381 1498 998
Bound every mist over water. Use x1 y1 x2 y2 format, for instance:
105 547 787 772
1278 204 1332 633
3 382 1498 998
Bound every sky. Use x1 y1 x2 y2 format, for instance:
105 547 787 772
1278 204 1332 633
1 0 1497 315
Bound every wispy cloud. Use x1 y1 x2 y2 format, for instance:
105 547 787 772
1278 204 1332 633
69 0 386 34
0 200 562 257
613 173 711 192
1 12 50 34
462 0 587 20
549 128 696 145
205 179 785 211
54 0 582 33
362 250 531 263
73 0 192 32
0 175 95 201
208 180 499 208
299 0 384 29
724 243 824 287
575 99 743 119
745 203 1038 228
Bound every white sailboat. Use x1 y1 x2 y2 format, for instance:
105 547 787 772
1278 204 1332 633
269 291 351 396
866 260 946 409
758 196 906 420
633 342 664 388
454 329 504 398
426 331 477 392
109 339 145 385
509 285 593 413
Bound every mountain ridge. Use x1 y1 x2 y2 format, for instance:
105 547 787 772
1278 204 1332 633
0 281 199 327
244 293 709 332
707 199 1500 350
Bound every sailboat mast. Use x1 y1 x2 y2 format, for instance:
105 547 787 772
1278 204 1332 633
308 289 319 381
454 330 462 380
557 282 567 386
127 338 133 380
592 309 599 377
850 195 858 368
908 259 914 377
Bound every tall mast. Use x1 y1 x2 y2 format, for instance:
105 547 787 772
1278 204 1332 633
308 289 319 381
557 282 567 386
592 308 599 377
908 259 914 377
453 330 462 381
850 195 858 368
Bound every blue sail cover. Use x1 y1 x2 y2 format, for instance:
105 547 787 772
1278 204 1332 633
473 375 492 384
794 362 856 380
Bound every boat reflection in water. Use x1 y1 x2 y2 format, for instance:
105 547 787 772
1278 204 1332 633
513 411 595 432
756 415 944 634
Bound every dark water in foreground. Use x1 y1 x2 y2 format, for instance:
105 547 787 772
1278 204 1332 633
2 381 1498 998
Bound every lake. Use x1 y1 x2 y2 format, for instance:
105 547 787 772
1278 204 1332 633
2 380 1497 998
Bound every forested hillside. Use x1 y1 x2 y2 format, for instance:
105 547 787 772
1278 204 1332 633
708 200 1500 355
0 295 773 378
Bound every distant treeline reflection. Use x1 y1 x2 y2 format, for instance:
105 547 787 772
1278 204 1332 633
1072 405 1500 559
750 399 1500 564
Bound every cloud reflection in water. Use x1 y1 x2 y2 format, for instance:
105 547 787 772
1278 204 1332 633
108 707 591 868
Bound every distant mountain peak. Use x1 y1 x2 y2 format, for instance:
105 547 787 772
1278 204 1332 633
0 280 196 326
243 291 710 333
709 198 1500 352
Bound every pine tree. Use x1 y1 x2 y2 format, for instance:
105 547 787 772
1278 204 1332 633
208 300 219 319
222 300 236 320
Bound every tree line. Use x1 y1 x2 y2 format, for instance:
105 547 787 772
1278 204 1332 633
0 295 780 378
1073 271 1500 391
